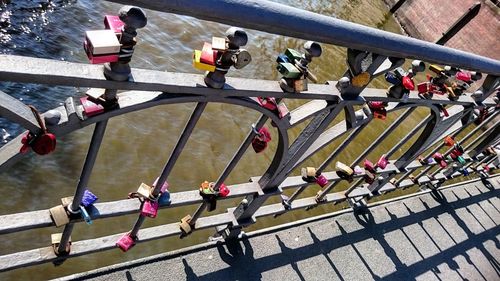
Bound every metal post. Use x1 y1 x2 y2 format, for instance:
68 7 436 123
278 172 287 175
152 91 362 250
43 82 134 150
129 102 207 237
57 120 108 254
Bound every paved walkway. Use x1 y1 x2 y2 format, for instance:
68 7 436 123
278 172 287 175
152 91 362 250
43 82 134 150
57 176 500 281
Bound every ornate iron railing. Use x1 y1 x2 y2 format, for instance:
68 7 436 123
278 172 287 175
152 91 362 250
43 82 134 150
0 0 498 273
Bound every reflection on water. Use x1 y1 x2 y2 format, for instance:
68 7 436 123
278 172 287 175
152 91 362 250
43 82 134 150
0 0 422 280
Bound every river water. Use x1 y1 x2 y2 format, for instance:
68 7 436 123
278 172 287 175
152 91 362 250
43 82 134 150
0 0 427 280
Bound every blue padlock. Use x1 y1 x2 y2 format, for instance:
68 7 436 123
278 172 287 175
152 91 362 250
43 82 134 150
79 205 92 225
461 168 469 176
158 191 171 206
81 189 98 207
276 53 290 64
385 72 401 85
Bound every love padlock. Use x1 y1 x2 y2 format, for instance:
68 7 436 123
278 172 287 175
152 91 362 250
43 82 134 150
315 174 328 187
351 72 371 88
51 233 71 255
277 102 290 119
179 215 193 235
433 152 447 168
364 170 375 184
141 199 159 218
80 96 105 117
418 156 429 165
376 154 388 169
384 72 401 85
401 75 414 90
455 71 471 82
79 205 92 225
335 161 353 182
301 167 317 183
49 205 70 227
251 125 271 153
354 165 364 175
461 168 469 176
444 135 455 147
257 97 278 111
81 189 98 207
364 159 375 173
20 106 57 155
84 29 120 64
116 232 137 252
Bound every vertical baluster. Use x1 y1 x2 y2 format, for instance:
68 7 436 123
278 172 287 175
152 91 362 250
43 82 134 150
57 119 108 254
129 102 207 238
341 108 416 196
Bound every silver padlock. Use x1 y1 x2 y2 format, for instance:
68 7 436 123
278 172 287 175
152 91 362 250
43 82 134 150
233 50 252 69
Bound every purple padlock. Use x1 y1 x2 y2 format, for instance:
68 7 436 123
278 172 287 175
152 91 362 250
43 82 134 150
141 200 159 218
81 189 98 207
116 233 136 252
376 155 388 169
315 174 328 187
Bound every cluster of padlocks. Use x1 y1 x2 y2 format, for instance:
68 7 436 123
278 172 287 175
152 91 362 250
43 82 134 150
38 5 495 255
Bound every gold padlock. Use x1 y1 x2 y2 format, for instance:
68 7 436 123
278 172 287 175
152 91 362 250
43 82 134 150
389 178 397 185
61 196 74 207
305 167 317 177
49 205 70 227
137 183 153 199
336 161 354 176
179 215 193 234
51 233 71 255
409 174 416 183
293 78 308 92
429 64 444 74
351 72 370 87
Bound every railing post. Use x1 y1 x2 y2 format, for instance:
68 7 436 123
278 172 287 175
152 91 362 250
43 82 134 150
56 120 108 255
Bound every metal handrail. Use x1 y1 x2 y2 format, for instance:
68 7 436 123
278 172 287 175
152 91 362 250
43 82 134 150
107 0 500 75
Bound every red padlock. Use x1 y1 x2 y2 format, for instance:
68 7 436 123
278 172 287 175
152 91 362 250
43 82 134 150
251 125 272 153
200 42 218 65
368 101 386 110
116 232 137 252
373 109 387 120
20 106 57 155
402 76 414 90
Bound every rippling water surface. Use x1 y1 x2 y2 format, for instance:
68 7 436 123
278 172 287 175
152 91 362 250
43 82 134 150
0 1 423 279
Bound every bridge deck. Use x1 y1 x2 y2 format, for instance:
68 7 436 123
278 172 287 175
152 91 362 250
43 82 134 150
56 176 500 281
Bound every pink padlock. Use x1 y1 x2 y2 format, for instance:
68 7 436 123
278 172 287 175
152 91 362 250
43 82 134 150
376 154 388 169
104 15 125 37
364 159 375 172
455 71 471 82
153 178 169 193
116 233 136 252
433 152 447 168
315 174 328 187
218 183 230 197
141 200 159 218
257 97 278 111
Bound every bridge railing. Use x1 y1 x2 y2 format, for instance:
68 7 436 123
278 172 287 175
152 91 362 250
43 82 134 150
0 0 499 274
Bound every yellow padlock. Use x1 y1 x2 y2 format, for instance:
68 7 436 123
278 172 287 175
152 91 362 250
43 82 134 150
293 78 308 93
193 50 216 72
351 72 371 87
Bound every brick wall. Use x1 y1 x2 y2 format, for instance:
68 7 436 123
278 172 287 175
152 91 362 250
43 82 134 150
384 0 499 60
